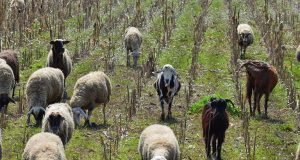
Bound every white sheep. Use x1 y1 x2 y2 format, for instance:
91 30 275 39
47 39 72 98
70 71 111 127
237 23 254 59
0 59 15 114
138 124 180 160
22 132 66 160
26 67 64 126
124 27 142 67
42 103 74 146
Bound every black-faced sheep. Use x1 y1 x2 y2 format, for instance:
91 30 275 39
22 132 66 160
138 124 180 160
70 71 111 127
47 39 72 98
124 27 142 67
26 67 64 126
237 24 254 59
154 64 181 121
0 50 20 98
240 60 278 118
42 103 74 146
202 98 232 160
296 45 300 62
0 59 15 114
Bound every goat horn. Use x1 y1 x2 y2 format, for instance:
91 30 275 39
225 99 235 108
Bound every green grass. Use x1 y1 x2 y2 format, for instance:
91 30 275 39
1 0 300 159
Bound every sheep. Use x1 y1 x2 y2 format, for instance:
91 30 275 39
296 45 300 62
10 0 25 13
42 103 74 146
237 24 254 59
0 50 20 98
124 27 142 67
70 71 111 127
296 143 300 160
240 60 278 118
47 39 72 98
154 64 181 121
202 98 232 160
0 59 15 114
26 67 64 126
22 132 66 160
138 124 180 160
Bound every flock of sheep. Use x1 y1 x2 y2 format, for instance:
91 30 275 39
1 3 300 158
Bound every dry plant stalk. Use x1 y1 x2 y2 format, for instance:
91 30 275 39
189 0 212 81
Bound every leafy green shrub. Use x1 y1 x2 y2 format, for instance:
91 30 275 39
189 94 241 116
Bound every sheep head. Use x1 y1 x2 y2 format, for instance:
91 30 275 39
161 64 176 87
50 39 70 55
0 94 15 113
72 107 88 127
27 106 45 126
47 112 64 134
132 51 140 67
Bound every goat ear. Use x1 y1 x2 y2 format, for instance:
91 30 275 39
63 40 70 44
50 41 55 45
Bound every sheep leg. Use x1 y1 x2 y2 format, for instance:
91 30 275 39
264 93 269 118
84 109 93 127
160 99 165 121
216 133 225 160
103 104 107 125
126 49 130 67
166 98 173 120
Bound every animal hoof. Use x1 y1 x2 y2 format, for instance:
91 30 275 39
166 114 172 120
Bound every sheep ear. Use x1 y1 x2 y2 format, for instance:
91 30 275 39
50 41 55 45
63 40 70 44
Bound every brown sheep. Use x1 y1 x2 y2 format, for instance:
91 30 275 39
240 60 278 118
202 98 232 160
0 50 19 98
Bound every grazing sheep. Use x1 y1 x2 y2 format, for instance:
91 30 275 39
138 124 180 160
296 45 300 62
0 59 15 113
296 143 300 160
42 103 74 146
237 24 254 59
0 50 20 98
124 27 142 67
202 98 232 160
70 71 111 127
154 64 181 121
240 60 278 117
47 39 72 93
10 0 25 13
22 132 66 160
26 67 64 126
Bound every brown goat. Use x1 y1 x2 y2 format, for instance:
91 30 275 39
0 50 20 98
202 98 231 160
240 60 278 118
